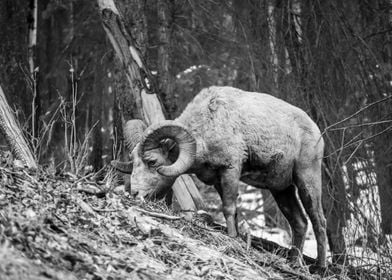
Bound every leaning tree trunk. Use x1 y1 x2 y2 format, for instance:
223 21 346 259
97 0 205 215
0 84 37 169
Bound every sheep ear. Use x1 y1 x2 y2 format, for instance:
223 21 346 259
111 160 133 174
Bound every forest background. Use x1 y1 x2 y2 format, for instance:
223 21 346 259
0 0 391 269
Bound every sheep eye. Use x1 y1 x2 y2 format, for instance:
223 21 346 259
148 159 158 167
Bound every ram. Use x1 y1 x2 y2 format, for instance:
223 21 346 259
113 86 327 267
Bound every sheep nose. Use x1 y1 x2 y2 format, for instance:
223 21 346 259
130 188 146 202
131 191 139 199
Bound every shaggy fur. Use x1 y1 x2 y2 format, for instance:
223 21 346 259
121 86 327 267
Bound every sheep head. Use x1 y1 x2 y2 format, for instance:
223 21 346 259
112 120 196 199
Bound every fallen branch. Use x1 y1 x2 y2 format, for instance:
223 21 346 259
135 207 183 220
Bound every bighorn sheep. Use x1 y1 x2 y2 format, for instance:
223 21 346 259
113 86 327 267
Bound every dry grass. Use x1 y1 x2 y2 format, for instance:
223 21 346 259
0 165 387 279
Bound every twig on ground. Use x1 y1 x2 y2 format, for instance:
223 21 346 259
76 184 106 197
22 170 40 185
72 196 97 217
91 206 120 212
135 207 183 220
73 172 96 184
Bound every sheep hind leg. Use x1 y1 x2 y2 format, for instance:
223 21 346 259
294 166 327 268
271 185 308 265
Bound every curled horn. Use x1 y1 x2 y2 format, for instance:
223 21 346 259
140 120 196 177
123 119 147 152
111 119 146 173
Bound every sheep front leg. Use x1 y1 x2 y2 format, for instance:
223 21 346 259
218 167 240 238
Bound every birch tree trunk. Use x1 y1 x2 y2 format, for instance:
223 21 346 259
28 0 39 142
267 0 279 87
0 85 37 169
97 0 205 214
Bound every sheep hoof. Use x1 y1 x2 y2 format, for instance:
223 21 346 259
288 247 305 267
227 226 238 238
309 264 328 275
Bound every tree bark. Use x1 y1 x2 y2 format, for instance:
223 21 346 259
91 62 104 172
0 85 37 169
372 0 392 235
374 136 392 234
28 0 39 142
322 155 347 264
97 0 205 215
267 0 279 87
157 0 175 117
